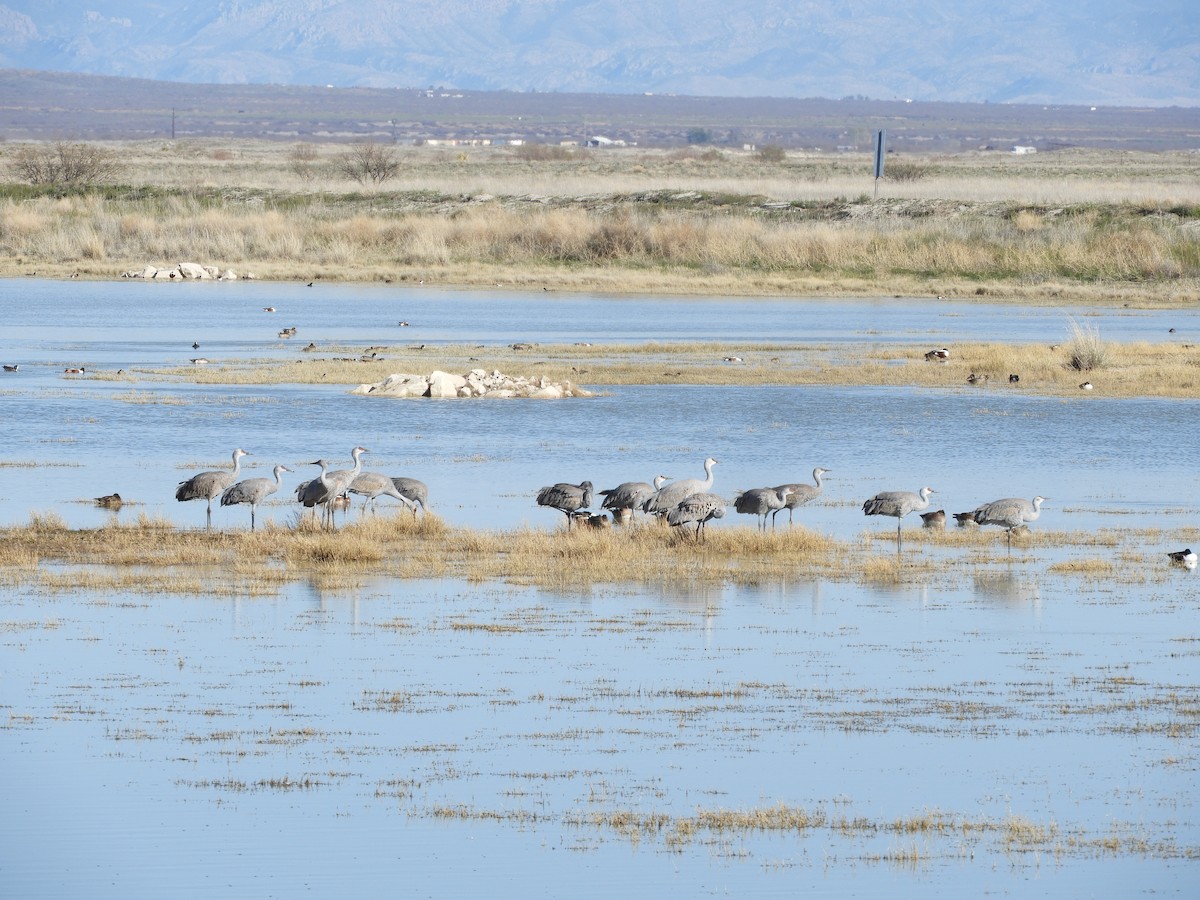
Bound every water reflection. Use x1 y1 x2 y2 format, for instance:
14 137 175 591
973 572 1043 610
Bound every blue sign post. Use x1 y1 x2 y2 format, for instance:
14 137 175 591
873 129 886 198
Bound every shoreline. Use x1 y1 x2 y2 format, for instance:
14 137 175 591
4 264 1196 309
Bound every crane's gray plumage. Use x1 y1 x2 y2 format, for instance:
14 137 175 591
862 486 935 547
770 467 830 526
220 464 290 530
973 496 1045 547
390 477 429 516
734 486 793 530
600 474 668 525
295 459 331 510
176 448 249 531
643 457 717 518
667 492 726 541
296 454 367 527
349 472 418 515
536 480 594 529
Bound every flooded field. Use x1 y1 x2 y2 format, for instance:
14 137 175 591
1 280 1198 896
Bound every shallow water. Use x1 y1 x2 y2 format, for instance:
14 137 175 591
1 280 1198 896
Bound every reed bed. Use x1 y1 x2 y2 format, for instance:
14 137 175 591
2 142 1198 301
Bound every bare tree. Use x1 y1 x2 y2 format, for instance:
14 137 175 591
335 142 401 185
11 141 121 186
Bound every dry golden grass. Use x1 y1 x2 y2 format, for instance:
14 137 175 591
2 142 1198 303
1 512 1186 595
140 338 1200 399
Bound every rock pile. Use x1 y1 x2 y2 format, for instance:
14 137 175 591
121 263 255 280
353 369 593 400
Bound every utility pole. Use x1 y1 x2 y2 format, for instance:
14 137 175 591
171 108 176 140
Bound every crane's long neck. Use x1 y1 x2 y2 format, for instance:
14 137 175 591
701 459 715 490
230 452 243 480
812 469 825 490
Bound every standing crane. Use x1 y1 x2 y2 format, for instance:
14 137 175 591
175 448 249 531
220 464 291 531
862 486 935 549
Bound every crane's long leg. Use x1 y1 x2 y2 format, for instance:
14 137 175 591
206 499 213 532
251 506 256 532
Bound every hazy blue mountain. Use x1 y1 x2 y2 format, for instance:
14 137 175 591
1 1 1195 106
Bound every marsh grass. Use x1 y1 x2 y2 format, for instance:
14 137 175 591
0 512 1178 595
3 142 1199 302
1065 318 1112 372
136 339 1200 399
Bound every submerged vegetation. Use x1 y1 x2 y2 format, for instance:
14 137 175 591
1 141 1198 303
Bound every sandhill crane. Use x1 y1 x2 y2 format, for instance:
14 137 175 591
176 448 249 531
221 464 291 530
862 486 935 549
536 481 594 530
600 474 668 525
973 496 1046 548
296 450 366 527
667 492 726 541
734 486 793 530
390 477 429 516
643 457 717 519
348 472 418 515
770 467 830 526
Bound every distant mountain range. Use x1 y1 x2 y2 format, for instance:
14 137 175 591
1 1 1196 107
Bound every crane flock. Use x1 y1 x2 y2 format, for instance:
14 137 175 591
168 446 1066 551
166 449 1194 565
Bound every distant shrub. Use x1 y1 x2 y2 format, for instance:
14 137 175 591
1066 318 1111 371
686 128 714 145
288 143 320 183
756 144 786 163
335 142 401 185
11 141 121 186
210 149 234 161
513 144 589 161
884 160 927 182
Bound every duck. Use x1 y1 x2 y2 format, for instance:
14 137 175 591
1167 549 1197 568
920 509 946 530
263 306 276 312
1008 373 1020 383
924 347 950 362
191 357 210 365
63 367 86 375
94 493 124 509
2 364 18 373
967 373 988 385
1079 381 1093 390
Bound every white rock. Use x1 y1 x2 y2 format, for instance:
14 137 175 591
177 262 210 279
428 370 467 398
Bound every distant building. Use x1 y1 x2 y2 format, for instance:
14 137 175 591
1012 145 1037 154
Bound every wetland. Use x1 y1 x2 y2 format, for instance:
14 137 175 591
1 280 1198 896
